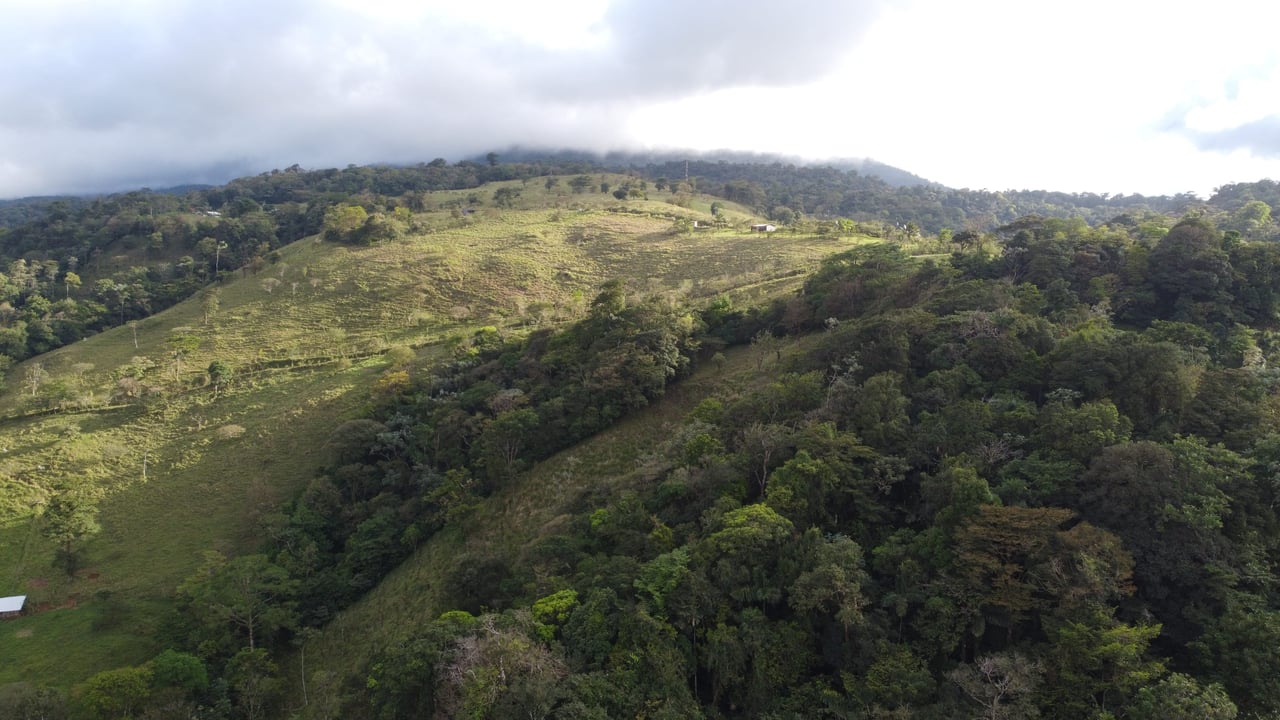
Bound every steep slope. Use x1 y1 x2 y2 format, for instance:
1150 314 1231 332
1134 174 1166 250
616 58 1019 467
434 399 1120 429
0 179 865 689
288 225 1280 719
293 340 790 704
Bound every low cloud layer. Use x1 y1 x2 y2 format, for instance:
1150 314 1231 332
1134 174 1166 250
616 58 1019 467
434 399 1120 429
0 0 886 197
1158 57 1280 161
3 0 1275 199
1183 116 1280 158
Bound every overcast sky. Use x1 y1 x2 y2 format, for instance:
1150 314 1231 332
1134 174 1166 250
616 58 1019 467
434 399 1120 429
1 0 1277 199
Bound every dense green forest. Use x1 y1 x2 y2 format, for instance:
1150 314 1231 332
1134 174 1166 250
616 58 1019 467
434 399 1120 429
336 216 1280 719
4 160 1280 718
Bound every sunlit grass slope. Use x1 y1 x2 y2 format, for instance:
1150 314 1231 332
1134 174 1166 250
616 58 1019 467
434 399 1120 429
0 178 864 688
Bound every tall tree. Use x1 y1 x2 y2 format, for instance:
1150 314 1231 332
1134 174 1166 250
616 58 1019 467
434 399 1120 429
178 552 297 652
41 493 100 576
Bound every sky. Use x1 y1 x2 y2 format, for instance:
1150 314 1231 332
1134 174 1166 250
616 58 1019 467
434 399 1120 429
1 0 1277 199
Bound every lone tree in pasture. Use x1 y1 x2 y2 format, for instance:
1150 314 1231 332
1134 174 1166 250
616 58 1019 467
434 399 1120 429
71 362 95 386
201 286 221 325
167 328 202 381
42 492 101 577
208 360 233 398
752 329 782 369
322 205 368 243
24 362 46 397
493 187 522 208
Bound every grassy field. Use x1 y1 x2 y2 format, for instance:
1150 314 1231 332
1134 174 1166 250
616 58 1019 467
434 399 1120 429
0 177 863 689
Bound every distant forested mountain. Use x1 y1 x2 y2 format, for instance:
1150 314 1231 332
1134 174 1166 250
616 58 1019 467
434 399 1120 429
636 159 1201 233
0 196 87 229
491 148 1216 232
493 147 939 188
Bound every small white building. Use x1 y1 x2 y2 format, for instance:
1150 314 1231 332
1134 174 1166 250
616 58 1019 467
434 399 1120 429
0 595 26 619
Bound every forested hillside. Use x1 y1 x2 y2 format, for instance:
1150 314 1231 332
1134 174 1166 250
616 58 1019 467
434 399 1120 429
0 170 854 718
329 216 1280 719
3 160 1280 719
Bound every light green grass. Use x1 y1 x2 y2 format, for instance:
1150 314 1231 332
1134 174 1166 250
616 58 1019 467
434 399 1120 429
0 598 167 685
0 177 864 689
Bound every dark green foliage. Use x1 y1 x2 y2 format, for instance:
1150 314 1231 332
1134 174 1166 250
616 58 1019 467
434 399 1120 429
335 228 1280 717
149 649 209 696
1127 673 1237 720
175 552 297 655
206 359 233 396
1147 218 1233 322
1078 440 1240 623
40 492 100 576
76 666 153 720
801 244 920 325
1189 604 1280 718
105 208 1280 718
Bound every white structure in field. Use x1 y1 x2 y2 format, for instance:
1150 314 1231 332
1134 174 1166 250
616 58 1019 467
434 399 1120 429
0 595 26 619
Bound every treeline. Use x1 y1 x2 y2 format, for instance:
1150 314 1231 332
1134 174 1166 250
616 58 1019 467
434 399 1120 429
0 196 92 229
508 149 1276 238
500 150 1203 233
649 159 1214 234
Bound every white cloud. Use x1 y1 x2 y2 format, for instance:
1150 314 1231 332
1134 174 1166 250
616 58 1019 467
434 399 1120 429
0 0 1274 198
